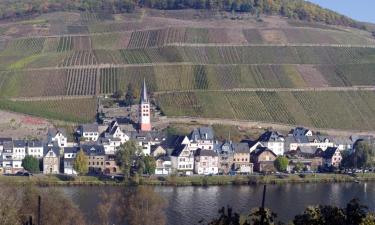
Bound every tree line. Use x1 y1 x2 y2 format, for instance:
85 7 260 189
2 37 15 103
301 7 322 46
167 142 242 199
0 0 366 30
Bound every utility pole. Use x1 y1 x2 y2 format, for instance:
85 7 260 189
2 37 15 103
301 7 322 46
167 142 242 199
260 184 267 225
38 195 41 225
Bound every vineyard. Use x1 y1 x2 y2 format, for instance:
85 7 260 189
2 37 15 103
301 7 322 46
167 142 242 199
156 90 375 130
66 68 98 95
1 10 375 128
0 98 97 123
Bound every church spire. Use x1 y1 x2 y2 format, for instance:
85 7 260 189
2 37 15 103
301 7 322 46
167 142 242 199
141 78 148 103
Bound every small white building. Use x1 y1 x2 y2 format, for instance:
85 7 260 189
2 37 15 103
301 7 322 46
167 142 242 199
155 155 172 175
258 131 285 156
63 147 79 175
48 128 67 148
101 137 122 155
80 124 100 142
27 141 44 159
194 149 219 175
106 121 130 144
322 147 342 168
12 140 27 161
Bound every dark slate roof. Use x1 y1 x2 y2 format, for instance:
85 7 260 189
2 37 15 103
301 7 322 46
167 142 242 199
232 142 250 153
64 147 80 154
171 144 187 157
2 141 13 151
0 138 12 145
81 144 105 156
81 124 99 133
130 130 166 142
27 140 43 148
322 147 338 159
43 145 60 156
241 139 260 149
297 146 317 155
291 127 311 137
252 147 277 157
13 140 26 148
195 149 218 157
48 128 67 137
214 141 234 153
258 131 284 142
190 127 214 141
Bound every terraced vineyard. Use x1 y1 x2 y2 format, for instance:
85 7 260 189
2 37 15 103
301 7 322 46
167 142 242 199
156 91 375 130
0 98 97 123
0 9 375 128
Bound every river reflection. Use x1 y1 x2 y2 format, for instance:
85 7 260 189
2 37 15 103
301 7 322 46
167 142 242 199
58 182 375 225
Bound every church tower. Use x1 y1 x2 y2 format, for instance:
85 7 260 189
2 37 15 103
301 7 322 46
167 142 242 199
140 79 151 131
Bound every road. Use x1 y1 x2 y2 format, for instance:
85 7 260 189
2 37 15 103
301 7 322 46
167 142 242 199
154 116 375 136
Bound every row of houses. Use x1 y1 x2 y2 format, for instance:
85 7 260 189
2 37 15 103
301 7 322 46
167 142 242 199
0 123 372 175
0 81 373 176
157 126 374 175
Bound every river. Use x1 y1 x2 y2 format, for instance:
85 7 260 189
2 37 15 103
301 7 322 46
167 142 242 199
58 182 375 224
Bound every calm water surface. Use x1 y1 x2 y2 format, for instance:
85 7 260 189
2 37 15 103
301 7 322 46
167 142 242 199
58 182 375 224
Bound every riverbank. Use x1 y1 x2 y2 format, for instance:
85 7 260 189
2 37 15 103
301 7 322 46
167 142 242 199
2 173 375 187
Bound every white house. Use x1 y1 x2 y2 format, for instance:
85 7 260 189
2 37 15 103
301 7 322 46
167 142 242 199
194 149 219 175
1 141 22 174
106 121 130 144
155 155 172 175
27 141 44 158
101 137 122 155
80 124 100 142
48 128 67 148
258 131 285 156
13 140 27 161
63 147 79 175
131 131 166 156
187 127 215 152
322 147 342 168
171 145 194 175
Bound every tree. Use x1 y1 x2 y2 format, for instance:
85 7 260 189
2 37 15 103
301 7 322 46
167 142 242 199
113 90 124 101
125 83 135 106
115 141 141 178
293 162 305 172
352 141 375 169
346 198 368 225
125 186 168 225
247 207 280 225
21 155 40 173
274 156 289 172
293 198 369 225
202 206 240 225
144 155 156 175
73 149 89 176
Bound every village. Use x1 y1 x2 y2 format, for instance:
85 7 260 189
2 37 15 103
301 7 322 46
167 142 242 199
0 80 374 177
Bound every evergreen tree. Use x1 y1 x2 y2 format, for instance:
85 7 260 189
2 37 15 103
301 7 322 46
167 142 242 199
21 155 40 173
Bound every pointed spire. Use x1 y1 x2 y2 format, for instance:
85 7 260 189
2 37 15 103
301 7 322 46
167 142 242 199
141 78 148 103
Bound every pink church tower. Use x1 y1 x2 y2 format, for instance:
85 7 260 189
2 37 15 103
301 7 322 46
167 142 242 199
140 79 151 131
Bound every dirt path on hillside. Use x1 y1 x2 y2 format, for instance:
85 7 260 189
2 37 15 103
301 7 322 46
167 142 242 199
0 110 55 140
155 116 375 136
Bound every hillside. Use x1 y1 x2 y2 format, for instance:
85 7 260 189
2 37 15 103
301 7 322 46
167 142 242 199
0 9 375 130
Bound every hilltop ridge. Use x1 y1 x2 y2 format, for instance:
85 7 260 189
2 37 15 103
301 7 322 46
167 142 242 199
0 0 367 30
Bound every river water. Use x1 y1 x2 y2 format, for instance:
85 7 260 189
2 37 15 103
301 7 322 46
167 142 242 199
58 182 375 224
